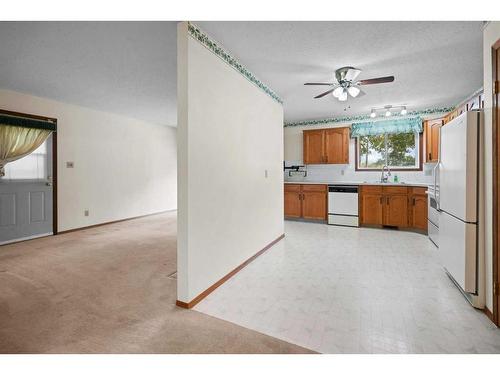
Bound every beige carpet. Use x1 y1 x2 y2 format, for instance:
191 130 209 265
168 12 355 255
0 211 313 354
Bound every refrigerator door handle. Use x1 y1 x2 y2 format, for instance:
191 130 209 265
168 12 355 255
434 123 443 211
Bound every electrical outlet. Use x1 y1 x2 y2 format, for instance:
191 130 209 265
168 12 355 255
66 161 74 168
84 209 89 217
341 169 345 176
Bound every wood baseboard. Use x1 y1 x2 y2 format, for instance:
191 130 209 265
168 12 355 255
57 209 176 235
176 233 285 309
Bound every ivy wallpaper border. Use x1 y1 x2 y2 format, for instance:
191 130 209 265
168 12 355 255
283 107 456 128
187 22 283 105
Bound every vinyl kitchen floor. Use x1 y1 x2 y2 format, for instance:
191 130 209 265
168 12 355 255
195 221 500 354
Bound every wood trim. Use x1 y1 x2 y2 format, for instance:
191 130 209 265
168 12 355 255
355 132 424 172
176 233 285 309
52 131 58 235
57 210 175 235
0 108 57 122
492 39 500 327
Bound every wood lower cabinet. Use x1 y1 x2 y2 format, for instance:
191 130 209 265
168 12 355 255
409 187 428 230
384 193 409 227
359 188 384 225
359 185 427 232
284 184 326 221
284 185 302 218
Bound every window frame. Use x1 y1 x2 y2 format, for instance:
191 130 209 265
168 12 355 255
355 132 423 172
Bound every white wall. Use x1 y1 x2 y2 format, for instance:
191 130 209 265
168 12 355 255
0 89 177 232
284 122 434 184
177 22 284 303
482 22 500 311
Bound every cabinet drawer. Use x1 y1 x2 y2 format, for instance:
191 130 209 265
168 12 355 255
302 184 327 192
383 186 408 195
361 185 383 194
410 187 428 196
284 184 301 192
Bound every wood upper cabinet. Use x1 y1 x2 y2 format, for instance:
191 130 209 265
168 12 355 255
409 187 428 231
284 184 326 221
425 119 443 163
303 127 349 165
303 129 324 164
324 127 349 164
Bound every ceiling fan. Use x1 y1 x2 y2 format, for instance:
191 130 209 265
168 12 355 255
304 66 395 101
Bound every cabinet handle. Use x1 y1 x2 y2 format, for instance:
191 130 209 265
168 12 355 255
386 196 389 205
325 155 328 163
428 152 432 160
380 197 383 205
412 197 416 206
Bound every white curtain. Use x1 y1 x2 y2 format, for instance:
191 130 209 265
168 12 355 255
0 124 52 177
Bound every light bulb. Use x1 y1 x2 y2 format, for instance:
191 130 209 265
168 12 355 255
332 86 344 98
401 106 407 115
385 110 392 117
370 110 376 118
338 90 348 101
347 86 360 98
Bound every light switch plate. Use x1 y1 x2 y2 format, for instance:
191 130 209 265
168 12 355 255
66 161 74 168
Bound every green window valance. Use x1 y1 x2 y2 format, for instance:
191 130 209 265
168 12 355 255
0 114 56 131
350 116 422 138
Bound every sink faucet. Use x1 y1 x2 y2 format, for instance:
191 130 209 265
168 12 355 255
380 165 391 183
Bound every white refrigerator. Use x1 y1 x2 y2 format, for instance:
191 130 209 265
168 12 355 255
438 111 483 307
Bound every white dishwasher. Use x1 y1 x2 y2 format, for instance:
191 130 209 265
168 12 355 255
328 185 359 227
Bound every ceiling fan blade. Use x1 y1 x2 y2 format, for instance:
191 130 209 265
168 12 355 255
304 82 334 86
314 88 335 99
358 76 395 85
344 68 362 82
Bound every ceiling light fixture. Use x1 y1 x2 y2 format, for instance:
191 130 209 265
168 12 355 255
338 89 348 102
401 106 407 115
370 109 376 118
332 86 344 98
385 109 392 117
347 86 360 98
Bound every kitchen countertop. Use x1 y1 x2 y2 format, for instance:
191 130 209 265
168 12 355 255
284 180 430 187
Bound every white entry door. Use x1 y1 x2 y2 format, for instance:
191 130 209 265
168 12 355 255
0 135 53 245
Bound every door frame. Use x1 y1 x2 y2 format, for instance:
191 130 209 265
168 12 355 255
492 39 500 327
0 108 58 236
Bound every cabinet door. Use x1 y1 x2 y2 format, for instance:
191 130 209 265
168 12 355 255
384 194 408 227
430 122 441 162
284 184 302 218
303 129 324 164
425 119 442 162
410 195 428 230
324 127 349 164
360 194 384 225
302 191 326 220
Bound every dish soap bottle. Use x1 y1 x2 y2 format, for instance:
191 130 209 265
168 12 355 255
393 174 399 183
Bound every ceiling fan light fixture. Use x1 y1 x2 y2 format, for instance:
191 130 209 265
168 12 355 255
338 89 348 101
370 109 376 118
347 86 360 98
385 109 392 117
332 86 344 98
401 106 407 115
